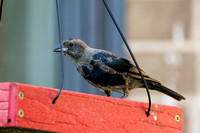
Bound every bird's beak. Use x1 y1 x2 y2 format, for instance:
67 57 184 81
53 44 67 53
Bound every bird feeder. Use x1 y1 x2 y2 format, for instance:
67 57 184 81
0 82 182 132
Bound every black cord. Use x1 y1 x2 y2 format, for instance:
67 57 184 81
52 0 65 104
102 0 151 117
0 0 3 23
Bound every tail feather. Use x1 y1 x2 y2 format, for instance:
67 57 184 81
147 82 185 101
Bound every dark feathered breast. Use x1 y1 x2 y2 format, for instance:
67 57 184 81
81 64 125 86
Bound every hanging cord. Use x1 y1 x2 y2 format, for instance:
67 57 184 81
52 0 65 104
102 0 151 117
0 0 3 23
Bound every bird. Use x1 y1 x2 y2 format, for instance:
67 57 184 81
53 38 185 101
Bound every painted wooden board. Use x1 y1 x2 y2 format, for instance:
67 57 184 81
0 83 9 126
0 82 182 133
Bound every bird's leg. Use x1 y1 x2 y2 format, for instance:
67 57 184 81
104 90 111 97
121 88 129 99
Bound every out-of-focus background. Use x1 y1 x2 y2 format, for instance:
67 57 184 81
0 0 199 132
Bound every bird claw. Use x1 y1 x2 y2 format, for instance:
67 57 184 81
104 90 111 97
121 91 128 99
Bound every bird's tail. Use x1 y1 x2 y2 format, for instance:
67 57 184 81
146 81 185 101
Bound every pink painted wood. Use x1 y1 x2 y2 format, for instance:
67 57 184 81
0 82 183 133
0 83 10 126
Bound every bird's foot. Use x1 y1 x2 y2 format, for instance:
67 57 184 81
104 90 111 97
121 91 128 99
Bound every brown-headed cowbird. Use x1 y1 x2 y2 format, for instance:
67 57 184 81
54 38 185 101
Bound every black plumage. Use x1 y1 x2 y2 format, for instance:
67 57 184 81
54 38 185 101
82 62 126 86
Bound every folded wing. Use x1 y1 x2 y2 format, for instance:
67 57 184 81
93 51 161 84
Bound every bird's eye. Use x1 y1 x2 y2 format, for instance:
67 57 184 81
69 43 74 47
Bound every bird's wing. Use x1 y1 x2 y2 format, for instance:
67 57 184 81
93 51 161 83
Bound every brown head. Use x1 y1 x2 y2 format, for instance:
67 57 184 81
54 38 89 60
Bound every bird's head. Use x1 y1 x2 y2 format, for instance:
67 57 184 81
54 38 88 60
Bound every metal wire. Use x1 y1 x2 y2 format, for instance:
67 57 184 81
0 0 3 23
52 0 65 104
102 0 151 117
